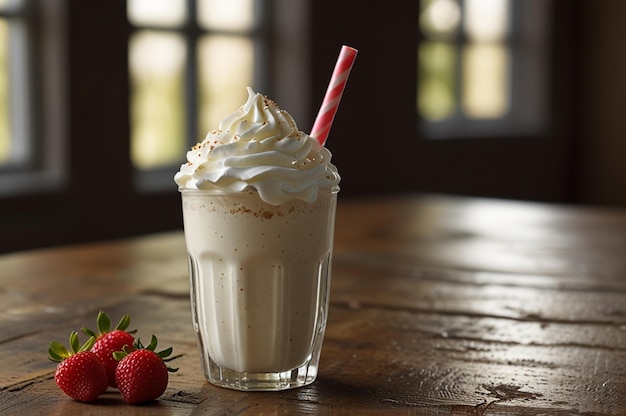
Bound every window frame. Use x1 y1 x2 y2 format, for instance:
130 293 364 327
128 0 276 192
0 0 67 196
0 0 311 254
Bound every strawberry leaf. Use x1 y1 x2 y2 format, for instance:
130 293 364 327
48 334 96 362
146 335 158 352
48 341 69 362
97 310 112 334
156 346 173 359
114 314 131 331
81 326 96 338
79 335 96 352
69 332 80 354
83 311 135 339
123 335 180 372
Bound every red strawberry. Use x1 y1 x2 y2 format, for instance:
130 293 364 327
114 335 178 405
48 332 108 403
82 311 135 388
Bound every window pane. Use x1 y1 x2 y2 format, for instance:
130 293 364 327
464 0 510 42
462 43 509 118
129 31 186 169
418 41 456 121
128 0 186 27
197 35 253 135
197 0 254 31
0 17 29 166
0 20 9 164
0 0 25 11
420 0 461 39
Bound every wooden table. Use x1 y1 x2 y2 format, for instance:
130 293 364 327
1 194 625 415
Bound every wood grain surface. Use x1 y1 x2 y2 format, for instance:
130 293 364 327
1 194 625 415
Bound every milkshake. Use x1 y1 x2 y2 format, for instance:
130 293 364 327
175 88 340 390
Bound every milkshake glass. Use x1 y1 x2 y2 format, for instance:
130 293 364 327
175 88 342 390
180 187 338 390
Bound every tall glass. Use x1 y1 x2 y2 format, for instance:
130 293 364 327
180 187 338 391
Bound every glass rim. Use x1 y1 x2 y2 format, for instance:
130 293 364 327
178 186 340 196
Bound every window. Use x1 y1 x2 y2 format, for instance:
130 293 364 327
0 0 66 196
0 0 29 169
0 1 309 254
418 0 551 138
127 0 271 191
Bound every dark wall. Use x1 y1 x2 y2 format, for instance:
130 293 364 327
310 1 420 198
576 1 626 206
309 0 581 204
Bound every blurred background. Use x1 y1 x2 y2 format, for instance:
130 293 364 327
0 0 624 253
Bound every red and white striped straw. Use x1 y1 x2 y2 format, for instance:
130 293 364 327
310 45 358 146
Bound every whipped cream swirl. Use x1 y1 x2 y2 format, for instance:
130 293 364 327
175 87 340 205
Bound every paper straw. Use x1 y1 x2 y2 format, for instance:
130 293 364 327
310 45 358 146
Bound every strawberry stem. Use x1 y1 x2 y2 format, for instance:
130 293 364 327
112 335 180 372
